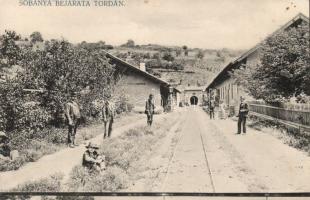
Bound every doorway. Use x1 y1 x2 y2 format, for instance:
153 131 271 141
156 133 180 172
190 96 198 105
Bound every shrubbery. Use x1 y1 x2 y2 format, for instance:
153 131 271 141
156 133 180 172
67 165 128 192
248 115 310 154
5 173 64 200
0 31 122 171
0 156 26 171
11 173 64 192
114 94 135 114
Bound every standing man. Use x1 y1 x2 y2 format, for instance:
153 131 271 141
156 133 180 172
65 91 81 148
237 96 249 134
209 99 215 119
145 94 155 126
102 100 115 138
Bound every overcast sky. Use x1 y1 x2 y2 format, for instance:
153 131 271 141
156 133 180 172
0 0 309 49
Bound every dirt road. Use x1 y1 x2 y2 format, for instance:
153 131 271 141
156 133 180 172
160 107 310 192
0 112 173 191
1 107 309 194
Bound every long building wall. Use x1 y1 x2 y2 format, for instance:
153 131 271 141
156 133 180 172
213 50 260 112
114 70 163 109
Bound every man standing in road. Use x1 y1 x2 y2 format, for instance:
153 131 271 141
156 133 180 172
145 94 155 126
237 96 249 134
102 100 115 138
65 91 81 148
209 99 215 119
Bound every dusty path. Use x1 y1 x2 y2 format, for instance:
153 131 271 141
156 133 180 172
0 112 172 191
160 107 310 192
2 107 310 193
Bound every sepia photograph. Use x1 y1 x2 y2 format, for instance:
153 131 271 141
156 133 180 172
0 0 309 199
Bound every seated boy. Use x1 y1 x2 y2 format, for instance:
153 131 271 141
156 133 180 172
82 142 106 171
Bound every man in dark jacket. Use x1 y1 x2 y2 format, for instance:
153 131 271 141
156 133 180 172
237 96 249 134
209 99 215 119
65 91 81 148
102 100 115 138
145 94 155 126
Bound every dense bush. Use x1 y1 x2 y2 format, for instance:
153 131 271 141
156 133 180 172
0 137 63 171
0 79 26 132
0 156 26 171
114 94 135 114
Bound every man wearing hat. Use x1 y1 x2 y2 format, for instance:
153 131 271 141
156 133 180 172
145 94 155 126
237 96 249 134
65 91 81 148
102 100 115 138
82 142 106 171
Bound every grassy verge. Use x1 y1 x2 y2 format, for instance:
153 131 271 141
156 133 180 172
7 173 94 200
65 114 178 192
247 115 310 154
0 113 143 172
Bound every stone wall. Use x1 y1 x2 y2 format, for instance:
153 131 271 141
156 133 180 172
183 90 204 106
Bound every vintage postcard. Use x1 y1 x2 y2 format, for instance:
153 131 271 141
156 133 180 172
0 0 309 199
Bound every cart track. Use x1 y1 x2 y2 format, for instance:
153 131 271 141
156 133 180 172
160 113 189 191
198 124 216 192
160 107 216 192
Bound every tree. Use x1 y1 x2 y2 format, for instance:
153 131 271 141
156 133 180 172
172 59 185 71
232 22 310 102
196 49 204 59
152 52 160 59
182 45 188 56
97 40 106 49
216 50 225 62
175 48 182 57
162 51 174 62
30 31 44 43
20 39 116 120
0 30 21 67
123 39 135 48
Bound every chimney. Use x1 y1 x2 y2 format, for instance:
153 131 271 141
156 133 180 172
139 62 146 71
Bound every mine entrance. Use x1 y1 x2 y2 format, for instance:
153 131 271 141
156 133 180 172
190 96 198 105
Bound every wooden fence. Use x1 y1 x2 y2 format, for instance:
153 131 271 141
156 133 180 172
248 102 310 127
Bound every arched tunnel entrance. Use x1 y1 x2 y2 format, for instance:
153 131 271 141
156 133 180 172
190 96 198 105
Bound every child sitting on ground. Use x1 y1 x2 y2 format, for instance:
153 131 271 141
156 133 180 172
82 142 106 172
